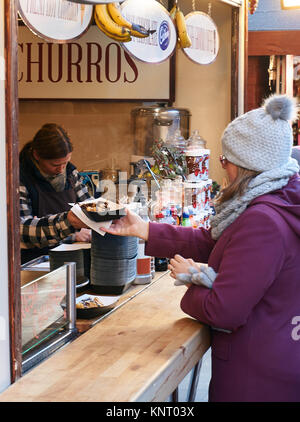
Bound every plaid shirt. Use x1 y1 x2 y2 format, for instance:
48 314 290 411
20 168 90 249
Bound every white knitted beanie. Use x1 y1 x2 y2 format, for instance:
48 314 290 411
222 94 298 171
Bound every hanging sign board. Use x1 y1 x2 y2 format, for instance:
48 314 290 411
183 12 220 65
18 0 93 43
120 0 177 64
18 25 173 100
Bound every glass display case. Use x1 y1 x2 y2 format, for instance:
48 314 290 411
21 263 77 374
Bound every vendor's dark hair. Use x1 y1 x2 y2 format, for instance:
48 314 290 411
20 123 73 160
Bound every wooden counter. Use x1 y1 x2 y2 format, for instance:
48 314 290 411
0 272 210 402
75 272 167 334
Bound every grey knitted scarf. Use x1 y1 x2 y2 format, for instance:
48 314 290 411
210 158 299 240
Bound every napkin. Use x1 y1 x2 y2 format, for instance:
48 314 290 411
52 242 91 251
70 203 112 236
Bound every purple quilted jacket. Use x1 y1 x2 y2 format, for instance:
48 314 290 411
145 175 300 402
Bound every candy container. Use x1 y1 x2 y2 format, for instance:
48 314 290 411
183 180 212 212
151 131 187 180
186 130 210 182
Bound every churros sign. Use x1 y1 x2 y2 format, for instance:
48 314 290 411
18 0 93 43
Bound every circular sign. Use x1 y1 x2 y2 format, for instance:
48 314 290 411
18 0 93 43
67 0 125 4
182 12 219 65
120 0 176 64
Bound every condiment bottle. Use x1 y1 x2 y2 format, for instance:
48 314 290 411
153 211 170 272
133 202 152 285
181 207 192 227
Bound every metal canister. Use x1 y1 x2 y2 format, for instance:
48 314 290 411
131 105 191 157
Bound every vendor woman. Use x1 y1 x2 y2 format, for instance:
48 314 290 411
20 123 91 264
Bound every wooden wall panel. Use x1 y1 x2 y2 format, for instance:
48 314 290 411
247 56 270 111
249 31 300 56
5 0 22 381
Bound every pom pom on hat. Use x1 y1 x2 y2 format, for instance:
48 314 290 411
221 94 298 172
263 94 298 121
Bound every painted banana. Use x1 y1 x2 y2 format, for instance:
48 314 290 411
94 10 131 42
107 2 150 38
175 8 192 49
95 4 131 40
169 4 177 20
170 3 179 48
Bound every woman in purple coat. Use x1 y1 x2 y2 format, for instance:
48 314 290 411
97 95 300 401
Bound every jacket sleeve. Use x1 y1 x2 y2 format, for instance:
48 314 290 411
20 169 90 249
20 183 76 249
145 222 216 263
180 210 286 331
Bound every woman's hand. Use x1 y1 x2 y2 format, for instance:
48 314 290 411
75 228 91 243
168 254 200 280
100 208 149 241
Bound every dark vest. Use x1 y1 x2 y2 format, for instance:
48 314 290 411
20 152 77 264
